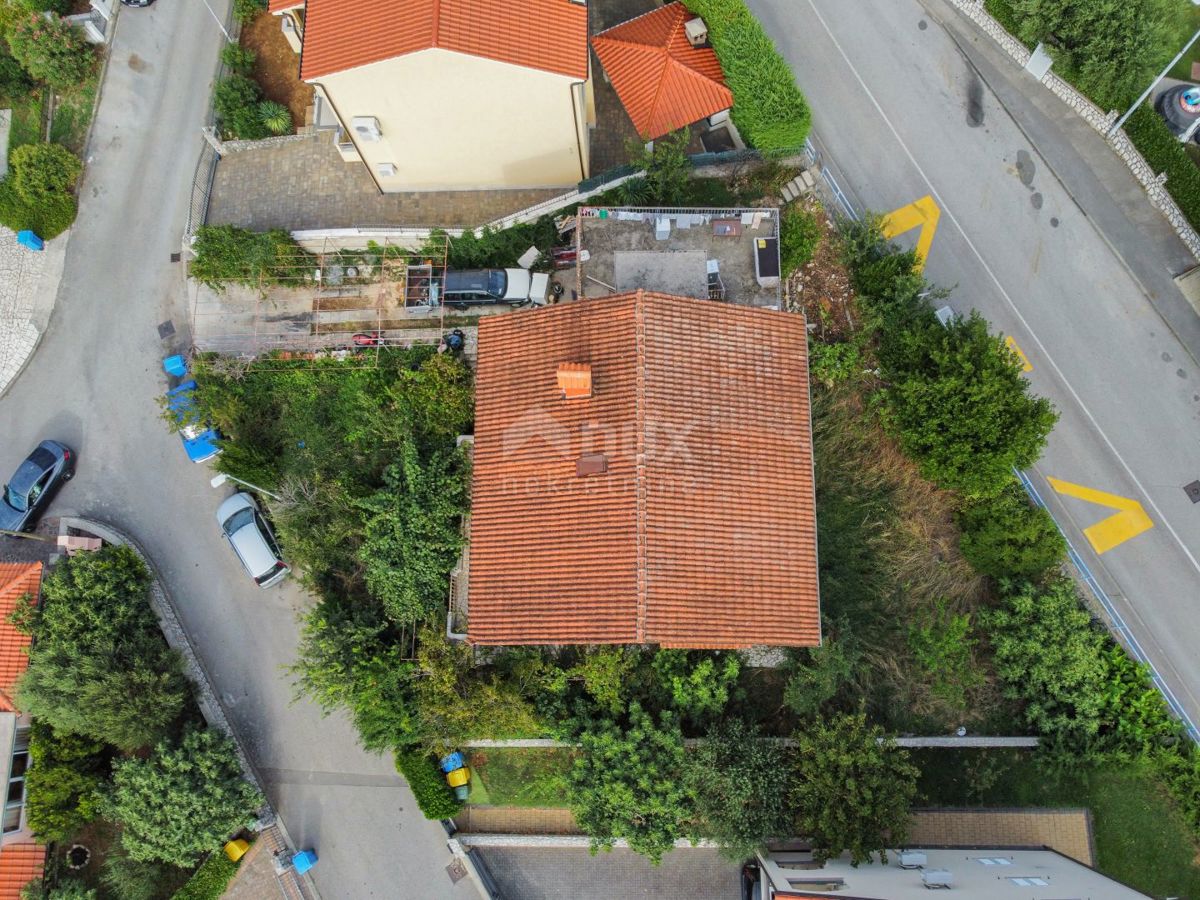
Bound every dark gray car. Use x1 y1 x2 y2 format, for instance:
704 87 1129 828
0 440 75 533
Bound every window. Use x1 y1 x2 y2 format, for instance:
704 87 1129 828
976 857 1013 865
1009 877 1049 886
3 735 28 834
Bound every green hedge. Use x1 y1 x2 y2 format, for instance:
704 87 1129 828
395 750 462 820
171 852 240 900
1124 105 1200 232
682 0 811 152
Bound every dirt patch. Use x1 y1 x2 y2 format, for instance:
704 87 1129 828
786 200 855 341
240 12 314 131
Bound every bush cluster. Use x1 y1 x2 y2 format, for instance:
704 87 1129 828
214 73 292 140
680 0 811 151
24 722 109 842
395 751 461 820
780 204 821 276
171 851 241 900
190 224 313 289
6 13 94 89
0 141 80 238
957 480 1065 578
1124 105 1200 232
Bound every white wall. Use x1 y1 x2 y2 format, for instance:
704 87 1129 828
315 49 588 192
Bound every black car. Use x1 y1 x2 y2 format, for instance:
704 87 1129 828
120 0 155 6
0 441 75 533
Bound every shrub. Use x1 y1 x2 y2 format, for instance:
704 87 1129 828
257 100 292 135
10 141 81 201
219 42 255 75
681 0 810 151
171 851 240 900
1124 104 1200 233
780 205 821 275
101 846 190 900
784 637 858 718
626 129 691 204
907 597 980 711
395 750 461 820
569 704 692 863
213 74 264 139
0 173 76 238
958 480 1066 578
808 340 863 388
15 545 188 751
190 224 313 289
790 711 918 864
109 726 264 866
0 46 32 96
687 720 790 859
232 0 265 25
24 722 108 842
651 649 739 725
7 14 94 89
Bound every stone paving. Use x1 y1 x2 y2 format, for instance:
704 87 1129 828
908 808 1095 866
206 133 566 232
0 227 52 395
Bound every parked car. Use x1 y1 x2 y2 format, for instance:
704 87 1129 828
166 380 222 463
120 0 155 6
216 492 290 588
441 268 551 309
0 440 74 533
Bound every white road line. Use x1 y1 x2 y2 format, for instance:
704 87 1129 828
804 0 1200 578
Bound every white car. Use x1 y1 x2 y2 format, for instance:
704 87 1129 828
216 492 290 588
441 268 551 308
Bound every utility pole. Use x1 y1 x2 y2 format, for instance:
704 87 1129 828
1108 26 1200 137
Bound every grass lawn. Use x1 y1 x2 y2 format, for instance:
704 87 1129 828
50 73 99 155
915 749 1200 898
466 748 574 808
3 89 45 152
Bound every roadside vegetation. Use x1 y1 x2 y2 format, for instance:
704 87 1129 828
0 0 98 238
14 547 263 898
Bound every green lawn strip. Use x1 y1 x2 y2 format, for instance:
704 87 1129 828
467 748 574 808
3 89 45 151
915 749 1200 898
50 72 99 155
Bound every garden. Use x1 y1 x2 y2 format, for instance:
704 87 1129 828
15 546 263 900
0 0 101 239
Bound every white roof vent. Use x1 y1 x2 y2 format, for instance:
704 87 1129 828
351 116 382 141
376 162 396 177
684 16 708 46
922 869 953 889
898 850 926 869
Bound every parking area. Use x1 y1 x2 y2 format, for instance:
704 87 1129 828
574 207 782 308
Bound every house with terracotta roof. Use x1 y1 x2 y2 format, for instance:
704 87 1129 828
592 1 734 141
0 564 46 900
466 290 820 649
268 0 595 192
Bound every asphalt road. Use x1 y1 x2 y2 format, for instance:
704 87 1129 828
750 0 1200 729
0 4 474 898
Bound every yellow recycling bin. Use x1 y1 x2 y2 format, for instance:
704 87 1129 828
446 766 470 788
224 838 250 862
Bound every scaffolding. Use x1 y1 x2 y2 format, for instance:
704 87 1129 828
189 233 451 368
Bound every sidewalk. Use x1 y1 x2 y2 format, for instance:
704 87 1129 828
0 228 68 396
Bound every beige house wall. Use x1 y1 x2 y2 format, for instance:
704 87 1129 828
313 49 589 192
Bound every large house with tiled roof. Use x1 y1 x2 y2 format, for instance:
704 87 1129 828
0 564 46 899
269 0 595 192
466 290 820 649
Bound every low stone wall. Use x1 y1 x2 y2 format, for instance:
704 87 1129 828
951 0 1200 260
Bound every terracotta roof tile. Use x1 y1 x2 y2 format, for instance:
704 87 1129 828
299 0 589 81
467 291 820 648
267 0 302 12
0 565 39 714
592 2 732 139
0 842 45 900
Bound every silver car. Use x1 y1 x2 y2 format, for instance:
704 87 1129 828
216 492 290 588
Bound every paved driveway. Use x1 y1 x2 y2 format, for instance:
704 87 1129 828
0 4 476 898
751 0 1200 727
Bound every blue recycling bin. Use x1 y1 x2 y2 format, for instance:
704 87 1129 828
162 354 187 377
16 230 43 251
439 751 465 774
293 849 318 875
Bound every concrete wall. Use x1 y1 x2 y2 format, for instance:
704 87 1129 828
315 49 588 192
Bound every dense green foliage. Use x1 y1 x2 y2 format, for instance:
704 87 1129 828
24 722 109 842
569 704 692 863
0 175 75 238
109 726 263 866
621 130 692 204
213 74 267 140
1124 104 1200 232
780 205 821 275
686 720 790 859
219 42 255 75
650 650 740 727
232 0 265 26
257 100 292 136
15 546 188 751
10 141 80 199
958 481 1065 578
395 750 461 820
100 846 190 900
784 638 858 719
681 0 811 151
171 852 240 900
6 14 93 89
190 225 313 289
790 712 918 864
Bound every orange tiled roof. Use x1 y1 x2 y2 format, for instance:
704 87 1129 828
467 291 820 649
267 0 302 12
592 2 733 139
0 842 46 900
0 564 39 714
298 0 589 81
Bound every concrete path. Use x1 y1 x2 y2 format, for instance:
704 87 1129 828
751 0 1200 733
0 228 67 396
0 2 478 898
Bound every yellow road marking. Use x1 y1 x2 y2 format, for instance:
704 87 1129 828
880 195 941 271
1046 477 1154 554
1005 336 1033 372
